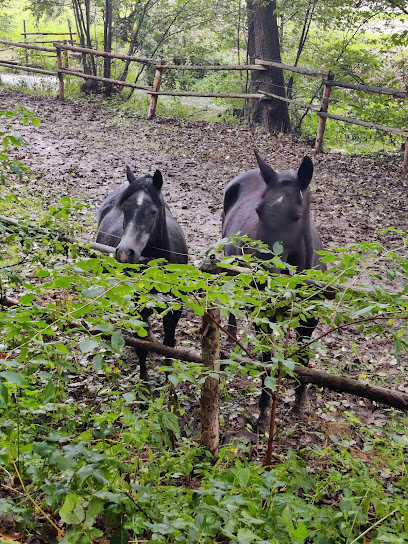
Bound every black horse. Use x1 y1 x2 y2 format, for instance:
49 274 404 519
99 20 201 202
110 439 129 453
96 167 188 380
222 151 326 421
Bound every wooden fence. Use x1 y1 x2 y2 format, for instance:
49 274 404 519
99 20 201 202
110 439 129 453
1 39 408 171
21 21 76 64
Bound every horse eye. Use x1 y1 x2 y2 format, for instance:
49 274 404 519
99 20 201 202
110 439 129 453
293 215 301 222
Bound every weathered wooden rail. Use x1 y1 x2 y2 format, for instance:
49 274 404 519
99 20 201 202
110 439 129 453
1 39 408 171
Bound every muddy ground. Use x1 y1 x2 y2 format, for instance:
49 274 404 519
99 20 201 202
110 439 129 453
1 87 408 449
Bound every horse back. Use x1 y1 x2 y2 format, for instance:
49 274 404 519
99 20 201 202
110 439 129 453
165 208 188 264
96 189 124 248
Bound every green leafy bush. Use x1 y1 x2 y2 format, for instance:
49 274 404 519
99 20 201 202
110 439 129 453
0 193 407 542
0 106 40 181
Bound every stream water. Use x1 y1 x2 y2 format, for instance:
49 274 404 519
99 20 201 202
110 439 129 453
0 71 226 121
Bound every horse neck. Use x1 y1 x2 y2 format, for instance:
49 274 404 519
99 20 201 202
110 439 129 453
146 203 172 259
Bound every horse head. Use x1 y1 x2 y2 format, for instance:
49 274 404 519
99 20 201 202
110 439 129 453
254 152 313 265
115 167 165 264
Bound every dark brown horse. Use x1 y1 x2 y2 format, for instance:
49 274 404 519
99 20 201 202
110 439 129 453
222 152 326 421
96 167 188 380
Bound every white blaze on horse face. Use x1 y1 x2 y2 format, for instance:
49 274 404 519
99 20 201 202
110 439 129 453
117 227 150 263
271 195 284 206
300 190 304 200
136 191 147 206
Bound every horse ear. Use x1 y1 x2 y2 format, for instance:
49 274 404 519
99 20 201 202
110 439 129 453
152 170 163 191
254 150 277 186
297 156 313 189
126 166 137 184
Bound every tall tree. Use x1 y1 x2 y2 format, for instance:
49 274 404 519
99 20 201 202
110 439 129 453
248 0 290 133
72 0 97 78
103 0 113 94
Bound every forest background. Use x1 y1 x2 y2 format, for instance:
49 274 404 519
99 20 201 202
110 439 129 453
1 0 408 151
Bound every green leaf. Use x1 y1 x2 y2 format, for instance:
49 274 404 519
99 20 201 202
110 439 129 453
353 305 377 317
263 376 276 390
292 521 308 541
160 412 180 436
60 493 85 524
236 528 258 544
0 371 29 387
83 498 104 530
76 465 94 487
19 293 34 305
272 241 283 256
334 313 344 326
111 330 125 352
79 339 100 354
93 469 109 486
82 286 106 298
123 392 136 404
0 383 9 407
93 354 104 371
30 117 41 127
168 374 179 387
36 269 50 278
234 467 250 487
55 343 69 354
33 441 55 456
43 380 55 402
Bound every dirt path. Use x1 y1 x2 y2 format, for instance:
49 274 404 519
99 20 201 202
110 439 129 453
2 88 407 262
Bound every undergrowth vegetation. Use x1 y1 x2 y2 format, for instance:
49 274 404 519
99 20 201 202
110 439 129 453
0 110 408 541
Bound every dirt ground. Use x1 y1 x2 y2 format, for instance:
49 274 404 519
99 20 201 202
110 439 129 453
1 87 408 447
2 88 407 258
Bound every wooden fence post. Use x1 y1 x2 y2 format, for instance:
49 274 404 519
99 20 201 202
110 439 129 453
56 46 65 100
68 20 74 44
200 308 221 457
315 72 335 153
23 21 28 66
403 137 408 175
147 63 163 120
63 40 69 68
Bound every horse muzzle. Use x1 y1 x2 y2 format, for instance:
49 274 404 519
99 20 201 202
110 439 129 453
115 246 142 264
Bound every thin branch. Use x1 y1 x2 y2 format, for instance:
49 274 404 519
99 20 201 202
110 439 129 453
290 312 408 359
264 303 293 468
7 454 65 538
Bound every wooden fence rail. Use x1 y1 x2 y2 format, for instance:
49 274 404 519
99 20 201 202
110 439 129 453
52 41 154 64
0 39 55 53
1 39 408 171
0 61 57 77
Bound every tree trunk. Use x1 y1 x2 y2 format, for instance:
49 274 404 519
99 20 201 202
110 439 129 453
118 0 154 82
287 1 316 100
245 1 256 122
103 0 113 95
71 0 97 79
249 0 290 133
200 309 221 456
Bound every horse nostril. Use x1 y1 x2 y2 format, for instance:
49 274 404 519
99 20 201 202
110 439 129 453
127 249 137 263
116 247 131 263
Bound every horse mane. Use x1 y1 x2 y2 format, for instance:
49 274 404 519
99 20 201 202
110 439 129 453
119 175 163 208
